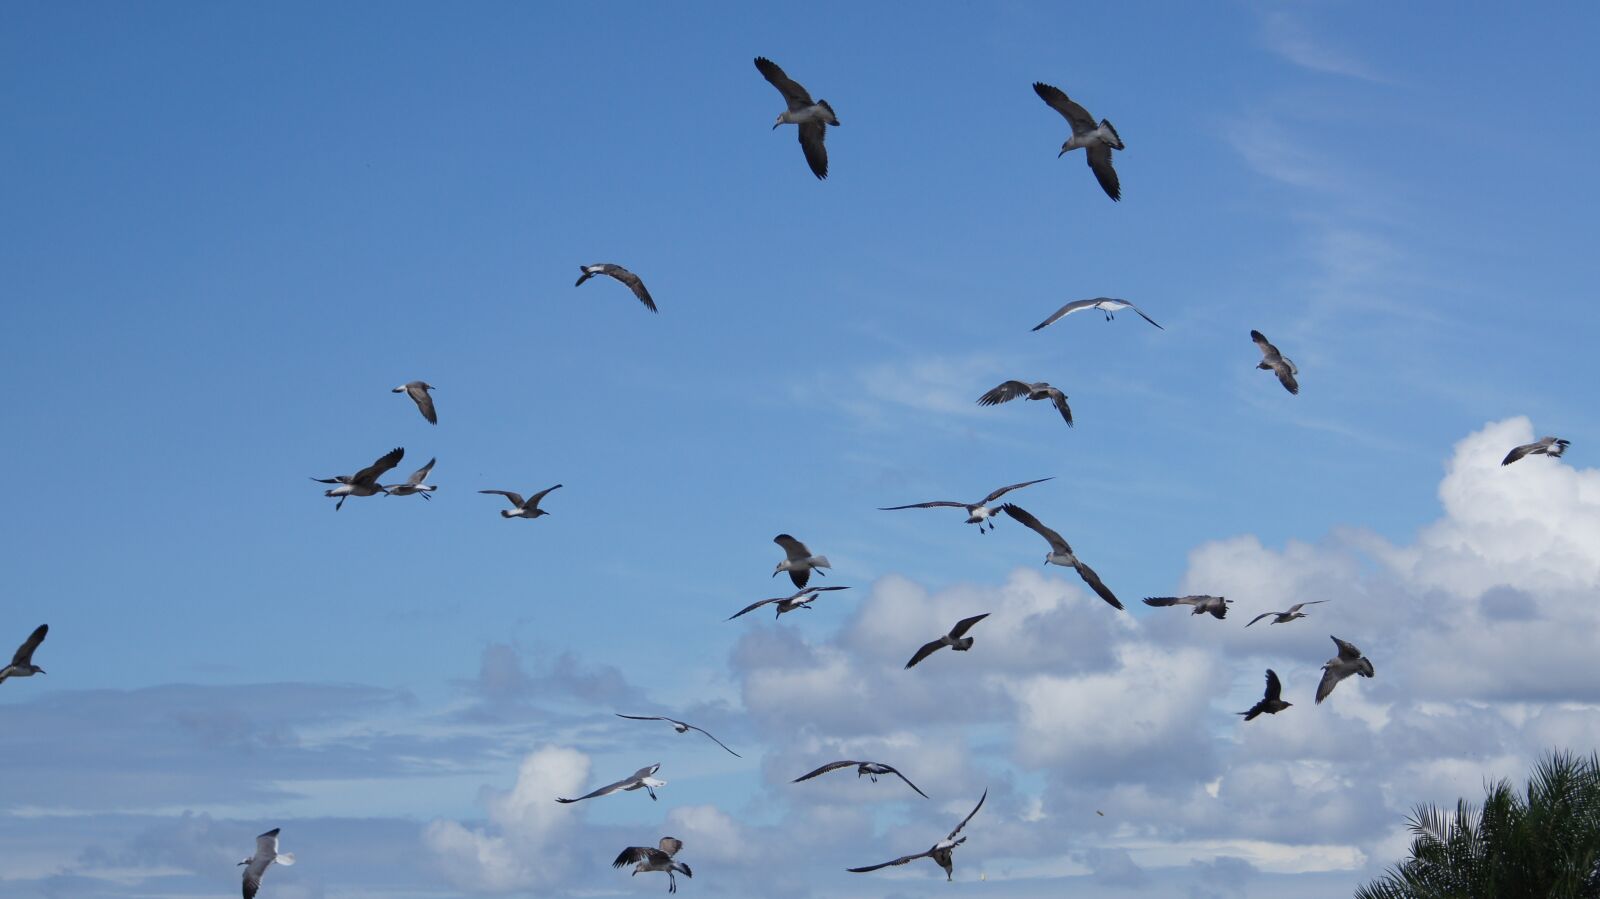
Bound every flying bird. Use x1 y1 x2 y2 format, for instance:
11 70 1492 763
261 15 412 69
576 263 657 313
773 534 831 589
728 585 851 620
1033 81 1124 201
311 446 404 510
878 477 1053 533
615 714 741 758
1502 436 1571 466
905 613 990 669
793 761 929 798
1316 636 1375 704
1031 298 1163 331
1251 330 1299 395
0 624 47 684
1142 595 1231 619
977 381 1073 427
557 763 666 804
1245 600 1328 627
848 789 987 881
479 484 562 519
614 837 692 894
392 380 437 424
755 57 838 179
239 828 295 899
1000 504 1124 610
1239 669 1292 721
383 457 437 500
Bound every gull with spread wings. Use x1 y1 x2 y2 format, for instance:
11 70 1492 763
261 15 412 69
556 763 666 804
755 57 838 179
392 380 437 424
878 477 1052 533
1000 504 1124 610
0 624 47 684
1245 600 1328 627
614 714 741 758
1316 636 1375 704
1239 669 1292 721
383 457 437 500
1033 81 1124 201
977 381 1073 427
1503 436 1571 466
576 263 657 313
1251 330 1299 395
613 837 692 894
311 446 404 510
793 760 928 798
905 614 990 669
479 484 561 520
1031 298 1162 331
848 790 987 881
772 534 831 588
239 828 294 899
728 585 851 620
1142 595 1232 619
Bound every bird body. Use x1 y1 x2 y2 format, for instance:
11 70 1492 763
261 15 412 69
1251 330 1299 395
793 760 928 798
848 789 986 881
239 828 294 899
728 585 851 620
1032 298 1163 331
1240 669 1292 721
1316 636 1375 704
392 381 437 424
1033 82 1123 200
0 624 47 683
905 613 990 668
576 263 657 312
978 381 1073 426
878 478 1052 533
557 763 666 803
1503 436 1571 466
773 534 831 588
1143 595 1231 619
383 457 437 499
480 485 561 519
1000 504 1124 610
614 837 692 893
311 447 404 510
756 57 838 179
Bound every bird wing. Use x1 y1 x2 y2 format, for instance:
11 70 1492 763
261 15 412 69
999 504 1070 553
615 713 668 723
1047 389 1074 426
949 613 990 639
407 458 436 486
556 777 629 803
1251 330 1280 360
12 624 46 666
1244 611 1275 627
1030 299 1097 331
608 268 658 312
773 534 812 561
884 765 930 798
254 829 280 860
613 846 653 868
728 597 780 620
1074 561 1124 610
1273 361 1300 395
659 837 684 857
904 639 946 669
243 866 263 899
1085 143 1121 201
1264 669 1283 702
350 447 404 486
409 385 437 424
1315 666 1342 704
948 789 988 841
479 489 526 508
754 57 815 110
981 477 1054 504
793 760 859 782
527 484 563 508
1332 636 1364 661
683 723 741 757
1126 302 1164 329
1142 596 1196 607
1502 442 1535 465
630 763 662 780
878 501 968 510
1032 82 1096 133
1286 601 1327 615
798 120 829 180
848 850 932 873
977 380 1034 406
797 585 850 596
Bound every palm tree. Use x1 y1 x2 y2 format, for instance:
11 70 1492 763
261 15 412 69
1356 750 1600 899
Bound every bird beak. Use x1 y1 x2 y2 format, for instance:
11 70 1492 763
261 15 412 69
1057 147 1067 158
35 668 44 675
772 122 780 130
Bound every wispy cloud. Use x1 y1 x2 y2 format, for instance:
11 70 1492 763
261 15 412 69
1260 9 1386 82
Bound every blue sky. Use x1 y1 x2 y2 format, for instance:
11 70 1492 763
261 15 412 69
4 2 1600 896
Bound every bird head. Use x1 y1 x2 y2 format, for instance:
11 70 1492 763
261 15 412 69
1282 701 1294 709
33 667 44 675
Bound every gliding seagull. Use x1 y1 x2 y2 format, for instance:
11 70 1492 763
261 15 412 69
728 585 850 620
1316 636 1375 704
1251 330 1299 395
1142 595 1232 619
755 57 838 180
1000 504 1124 610
793 760 929 798
1245 600 1328 627
1031 298 1163 331
1503 436 1571 466
878 477 1053 533
615 714 741 758
311 447 403 510
848 789 987 881
576 264 657 313
613 837 693 894
773 534 831 588
1239 669 1292 721
239 828 294 899
0 624 47 684
480 484 561 519
392 380 437 424
383 457 437 500
905 614 990 669
1033 82 1124 201
977 381 1073 427
556 763 666 804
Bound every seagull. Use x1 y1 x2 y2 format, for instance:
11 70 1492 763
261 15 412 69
773 534 831 589
793 761 929 798
556 763 665 804
615 714 741 758
1239 669 1292 721
878 478 1053 533
1033 82 1124 201
576 264 657 313
383 457 437 500
1031 298 1163 331
728 585 851 620
999 504 1124 610
1244 600 1328 627
392 380 437 424
310 446 404 510
755 57 838 180
977 381 1073 427
848 789 987 881
905 613 990 669
0 624 47 684
479 484 561 519
1502 436 1571 466
1142 595 1232 619
1316 636 1375 704
613 837 693 894
1251 330 1299 395
239 828 295 899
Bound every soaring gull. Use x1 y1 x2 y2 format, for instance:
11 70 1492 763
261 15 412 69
1031 298 1162 331
772 534 831 589
1251 330 1299 395
0 624 47 684
556 763 666 804
848 789 987 881
756 57 838 180
905 613 990 669
613 837 692 894
576 263 657 313
977 381 1073 427
383 457 437 500
615 714 741 758
878 477 1052 533
392 380 437 424
1000 504 1124 610
1502 436 1571 466
480 484 561 519
1316 636 1375 704
1142 595 1231 619
311 446 403 510
1244 600 1328 627
728 585 850 620
793 760 928 798
239 828 294 899
1033 81 1124 201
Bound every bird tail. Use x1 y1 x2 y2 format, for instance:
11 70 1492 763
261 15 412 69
810 555 831 570
1099 119 1123 149
818 100 838 125
276 853 296 866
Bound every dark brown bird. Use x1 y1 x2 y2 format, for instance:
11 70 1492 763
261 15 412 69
1239 669 1292 721
905 614 990 669
576 263 657 312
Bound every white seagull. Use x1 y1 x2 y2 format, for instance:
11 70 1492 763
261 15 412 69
1000 504 1124 610
1316 636 1375 704
878 477 1053 533
848 789 987 881
1251 330 1299 395
1503 436 1571 466
392 380 437 424
239 828 295 899
1245 600 1328 627
383 457 437 500
310 446 404 510
773 534 831 588
1032 298 1163 331
728 585 851 620
615 714 741 758
793 760 928 798
905 613 990 669
614 837 693 894
1033 82 1124 201
556 763 666 804
977 381 1073 427
756 57 838 180
0 624 47 684
576 263 657 313
480 484 561 519
1142 595 1232 619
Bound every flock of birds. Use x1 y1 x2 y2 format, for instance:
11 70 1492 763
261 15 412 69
5 54 1581 898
